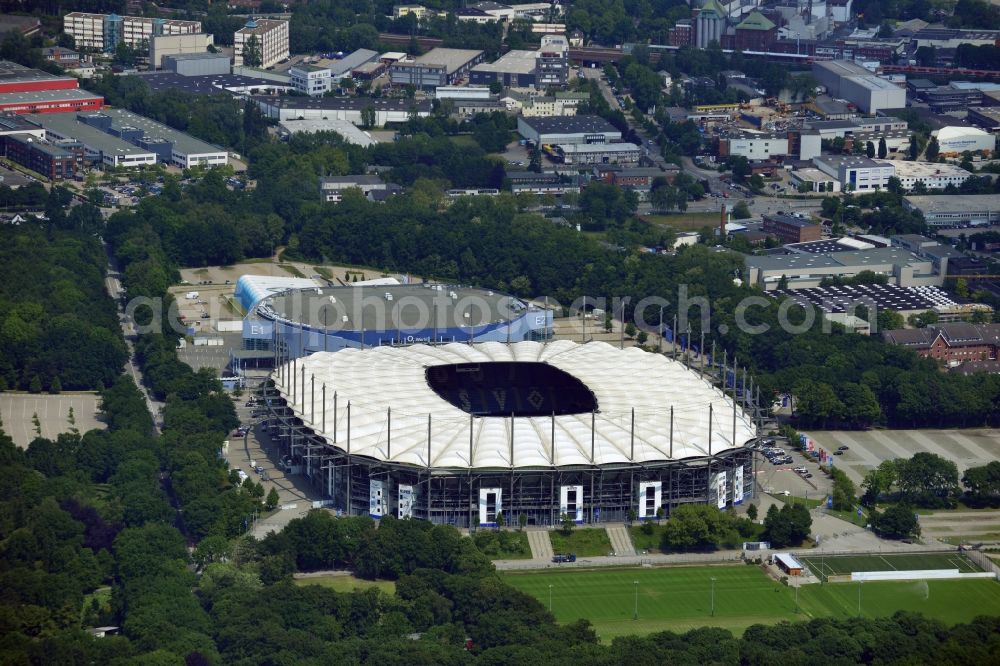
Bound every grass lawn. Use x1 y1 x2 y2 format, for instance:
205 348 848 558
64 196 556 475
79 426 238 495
294 574 396 595
504 565 1000 641
800 552 982 578
280 263 307 278
549 528 612 557
80 586 111 625
450 135 479 148
471 530 533 560
629 524 667 553
641 212 720 231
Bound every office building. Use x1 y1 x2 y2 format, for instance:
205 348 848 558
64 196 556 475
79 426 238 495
536 34 569 87
234 18 289 69
289 64 332 96
149 32 213 69
0 133 76 180
390 48 484 89
551 142 641 165
63 12 201 52
813 155 894 191
762 214 824 244
95 108 228 168
718 132 790 159
252 95 432 124
25 113 156 168
470 50 538 88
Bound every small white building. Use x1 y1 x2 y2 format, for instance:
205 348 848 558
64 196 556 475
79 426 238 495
289 64 332 96
814 155 894 191
880 160 974 191
722 132 790 160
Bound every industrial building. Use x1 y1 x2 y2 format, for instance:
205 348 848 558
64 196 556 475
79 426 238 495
24 113 156 168
0 61 103 115
550 142 641 165
149 33 214 69
718 132 790 160
769 283 973 324
517 115 621 146
811 60 905 114
790 168 841 193
745 247 944 290
0 133 76 180
24 109 227 169
470 50 538 88
879 160 972 191
278 119 376 147
933 126 996 155
390 48 485 89
259 340 757 526
967 107 1000 133
902 195 1000 228
138 72 290 96
252 96 432 124
162 52 231 77
63 12 201 52
883 323 1000 365
234 17 289 69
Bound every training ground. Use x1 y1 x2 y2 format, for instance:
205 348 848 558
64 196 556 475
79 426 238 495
503 563 1000 640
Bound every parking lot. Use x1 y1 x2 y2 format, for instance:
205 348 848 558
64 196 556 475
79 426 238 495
0 392 105 447
754 438 834 500
806 428 1000 487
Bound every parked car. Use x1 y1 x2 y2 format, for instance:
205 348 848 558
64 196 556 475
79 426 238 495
552 553 577 563
838 445 849 451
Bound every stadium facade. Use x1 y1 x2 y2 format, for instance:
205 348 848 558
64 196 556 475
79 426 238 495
259 341 759 527
242 282 554 359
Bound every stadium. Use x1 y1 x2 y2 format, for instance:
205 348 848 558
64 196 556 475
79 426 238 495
240 281 554 361
259 340 758 527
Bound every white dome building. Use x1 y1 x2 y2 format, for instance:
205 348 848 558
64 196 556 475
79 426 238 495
935 126 996 155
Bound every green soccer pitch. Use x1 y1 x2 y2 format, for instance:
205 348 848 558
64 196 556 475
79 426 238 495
502 565 1000 640
799 552 982 579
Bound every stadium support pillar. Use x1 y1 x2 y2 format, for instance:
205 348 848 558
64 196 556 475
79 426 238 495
469 414 474 529
581 296 587 343
346 401 352 515
387 407 391 461
510 414 514 525
700 331 705 373
551 472 556 527
731 356 737 399
708 403 713 456
311 375 315 424
550 412 556 465
590 471 595 525
711 339 716 370
322 384 326 433
732 390 737 450
333 391 338 443
361 325 365 350
721 350 727 386
630 408 635 462
291 357 297 404
427 414 432 523
301 366 306 414
590 411 595 464
672 315 678 360
685 324 691 367
669 406 674 458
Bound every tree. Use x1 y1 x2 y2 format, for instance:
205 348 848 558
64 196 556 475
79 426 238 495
624 322 637 338
517 513 527 530
962 461 1000 507
874 504 920 540
926 137 940 161
897 452 960 507
627 508 637 524
732 200 751 220
560 512 575 535
48 376 62 394
29 375 42 394
830 468 857 511
242 35 263 68
866 141 876 159
265 487 280 510
360 106 376 129
837 383 880 428
862 460 900 504
909 135 920 160
878 137 888 159
763 503 811 548
636 330 648 345
495 511 505 528
746 503 758 521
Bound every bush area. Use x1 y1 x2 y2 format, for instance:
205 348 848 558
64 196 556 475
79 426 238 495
629 523 668 553
471 530 532 560
550 527 613 557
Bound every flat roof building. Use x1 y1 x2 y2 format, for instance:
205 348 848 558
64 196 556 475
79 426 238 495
63 12 201 52
97 108 228 168
390 48 485 89
278 119 377 147
252 95 432 125
161 52 230 77
879 160 972 191
811 60 905 114
149 33 214 69
552 142 641 165
762 213 823 244
746 246 942 290
903 194 1000 228
24 112 157 168
517 115 621 145
0 88 104 116
0 133 77 180
470 49 538 88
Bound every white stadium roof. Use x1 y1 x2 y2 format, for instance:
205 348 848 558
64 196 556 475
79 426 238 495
273 341 756 469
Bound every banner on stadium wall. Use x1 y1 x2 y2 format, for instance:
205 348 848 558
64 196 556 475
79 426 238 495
715 472 727 509
479 487 502 526
637 481 662 519
733 466 744 504
398 484 414 519
560 485 584 524
369 480 386 518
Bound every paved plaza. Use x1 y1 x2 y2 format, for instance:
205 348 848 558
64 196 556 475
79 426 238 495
0 392 105 447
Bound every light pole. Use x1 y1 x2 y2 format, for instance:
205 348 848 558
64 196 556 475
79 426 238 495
710 577 717 617
548 584 553 612
658 306 666 353
633 580 639 620
857 581 863 617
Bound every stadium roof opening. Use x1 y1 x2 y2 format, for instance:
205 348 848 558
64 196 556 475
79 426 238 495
425 361 598 417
